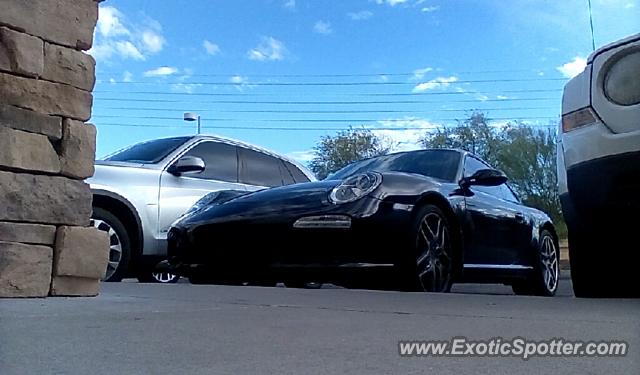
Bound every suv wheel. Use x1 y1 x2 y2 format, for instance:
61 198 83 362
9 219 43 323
91 207 131 282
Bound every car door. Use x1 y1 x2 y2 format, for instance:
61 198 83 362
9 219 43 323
157 141 247 240
462 155 529 266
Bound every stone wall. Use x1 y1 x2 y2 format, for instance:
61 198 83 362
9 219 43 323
0 0 108 297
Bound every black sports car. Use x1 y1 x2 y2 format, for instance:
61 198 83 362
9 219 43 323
161 149 560 296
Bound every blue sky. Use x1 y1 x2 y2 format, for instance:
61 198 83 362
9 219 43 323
90 0 639 163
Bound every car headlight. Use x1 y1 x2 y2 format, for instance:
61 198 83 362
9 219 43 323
329 172 382 204
604 50 640 106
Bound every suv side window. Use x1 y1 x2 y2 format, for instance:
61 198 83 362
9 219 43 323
283 160 311 183
239 148 285 187
182 141 239 182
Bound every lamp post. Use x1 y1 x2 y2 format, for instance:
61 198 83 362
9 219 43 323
183 112 201 134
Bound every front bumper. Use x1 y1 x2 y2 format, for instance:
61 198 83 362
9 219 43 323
163 197 415 276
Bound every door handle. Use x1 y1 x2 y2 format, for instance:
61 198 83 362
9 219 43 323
515 213 525 223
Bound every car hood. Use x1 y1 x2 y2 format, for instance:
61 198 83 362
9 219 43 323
175 179 346 227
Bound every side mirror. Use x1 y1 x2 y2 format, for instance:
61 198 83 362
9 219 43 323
459 168 507 188
168 156 205 176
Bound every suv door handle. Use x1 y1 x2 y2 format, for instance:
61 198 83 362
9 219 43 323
515 213 525 223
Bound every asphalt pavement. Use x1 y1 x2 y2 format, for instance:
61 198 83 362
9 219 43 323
1 275 638 375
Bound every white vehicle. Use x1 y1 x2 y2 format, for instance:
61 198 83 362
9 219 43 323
558 33 640 297
88 135 315 283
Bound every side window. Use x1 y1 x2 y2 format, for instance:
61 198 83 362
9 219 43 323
182 142 238 182
279 161 295 185
239 148 285 187
463 156 489 178
463 155 505 198
283 161 311 183
497 184 520 203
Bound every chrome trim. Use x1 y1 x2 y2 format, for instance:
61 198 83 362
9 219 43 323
338 263 394 268
463 264 533 270
293 215 352 229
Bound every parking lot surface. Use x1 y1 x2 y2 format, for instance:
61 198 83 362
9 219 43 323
1 278 638 374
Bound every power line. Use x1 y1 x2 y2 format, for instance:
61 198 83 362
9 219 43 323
97 77 567 86
93 107 556 116
94 97 558 105
91 116 557 124
93 122 558 131
93 88 563 97
97 69 551 78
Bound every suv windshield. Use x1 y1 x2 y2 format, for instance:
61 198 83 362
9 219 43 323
104 137 191 164
329 150 461 182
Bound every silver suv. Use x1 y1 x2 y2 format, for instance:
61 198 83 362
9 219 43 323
88 135 315 283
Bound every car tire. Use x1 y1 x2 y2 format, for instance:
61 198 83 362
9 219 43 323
407 204 454 293
568 223 638 298
91 207 131 282
512 229 559 297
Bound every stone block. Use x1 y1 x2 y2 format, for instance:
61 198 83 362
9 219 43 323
0 171 92 226
0 26 44 77
0 241 52 298
0 72 92 121
0 127 60 174
0 0 98 51
54 226 108 279
0 221 56 245
50 276 100 297
59 120 96 179
0 104 62 140
43 43 96 91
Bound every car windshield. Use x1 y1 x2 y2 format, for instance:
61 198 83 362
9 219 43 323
329 150 461 182
104 137 191 164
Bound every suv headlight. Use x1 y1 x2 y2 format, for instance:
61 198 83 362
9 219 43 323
329 172 382 204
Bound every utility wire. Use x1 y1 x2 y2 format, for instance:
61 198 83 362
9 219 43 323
94 97 557 105
91 116 557 124
93 88 563 97
93 107 556 116
97 78 568 86
93 122 558 131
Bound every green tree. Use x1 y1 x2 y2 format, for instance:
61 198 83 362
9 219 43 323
421 111 501 165
309 128 390 179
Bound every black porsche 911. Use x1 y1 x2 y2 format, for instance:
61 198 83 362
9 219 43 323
161 149 560 296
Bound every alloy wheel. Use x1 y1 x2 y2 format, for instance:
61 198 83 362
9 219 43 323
151 272 180 283
540 235 559 293
90 218 122 281
416 212 452 292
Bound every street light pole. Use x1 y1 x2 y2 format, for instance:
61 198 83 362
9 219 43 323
183 112 201 134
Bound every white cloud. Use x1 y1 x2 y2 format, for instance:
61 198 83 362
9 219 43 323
143 66 178 77
284 0 296 9
89 5 165 62
171 83 202 94
247 36 287 61
496 95 510 100
412 67 433 80
421 6 439 12
556 56 587 78
122 71 133 82
287 150 316 163
476 94 489 102
375 0 410 6
413 76 458 92
348 10 373 20
96 6 129 38
373 117 440 152
203 40 221 55
230 75 247 84
114 41 144 60
141 30 164 53
313 21 333 35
